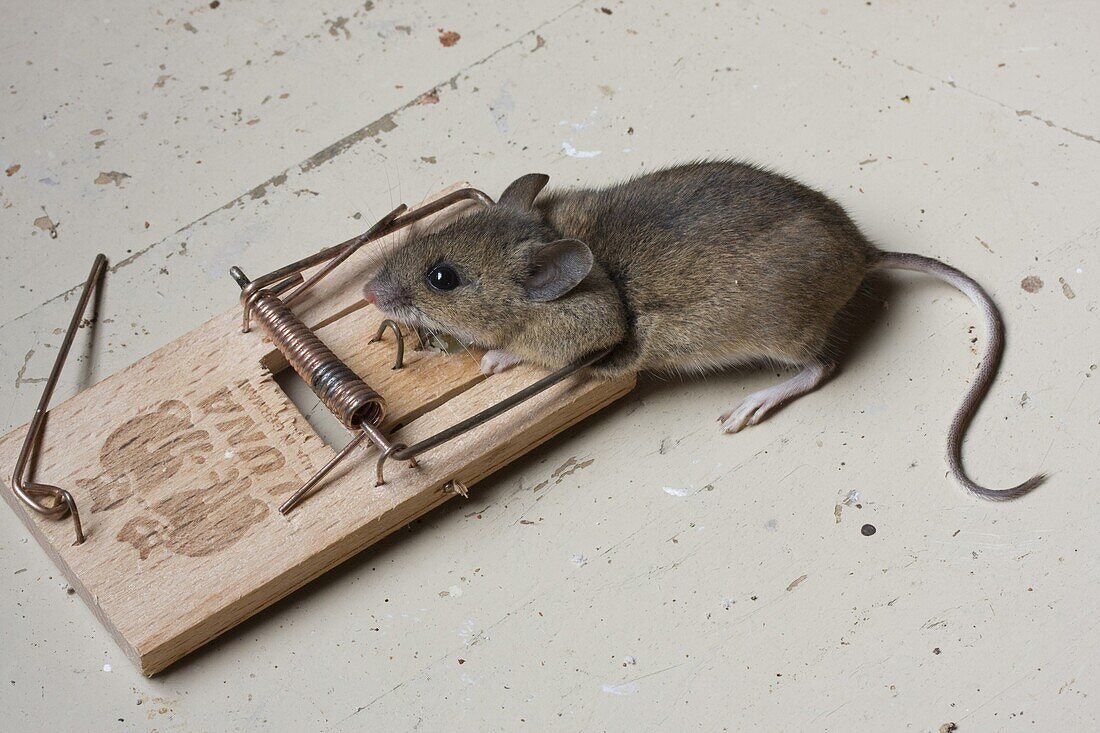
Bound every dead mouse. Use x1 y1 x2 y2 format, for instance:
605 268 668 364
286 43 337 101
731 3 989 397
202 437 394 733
365 160 1043 500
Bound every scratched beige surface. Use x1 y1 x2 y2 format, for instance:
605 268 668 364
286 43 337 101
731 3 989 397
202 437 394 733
1 1 1097 730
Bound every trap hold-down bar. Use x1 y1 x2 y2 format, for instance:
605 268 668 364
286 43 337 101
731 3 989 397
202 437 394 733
11 254 108 545
231 188 609 514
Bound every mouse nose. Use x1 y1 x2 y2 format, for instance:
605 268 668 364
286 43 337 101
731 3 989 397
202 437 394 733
364 277 382 305
365 276 408 311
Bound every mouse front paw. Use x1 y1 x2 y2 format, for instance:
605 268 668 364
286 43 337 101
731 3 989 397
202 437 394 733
480 350 522 375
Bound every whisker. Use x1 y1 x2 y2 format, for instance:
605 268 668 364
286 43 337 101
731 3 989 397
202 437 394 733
426 324 483 373
419 325 478 424
395 162 404 215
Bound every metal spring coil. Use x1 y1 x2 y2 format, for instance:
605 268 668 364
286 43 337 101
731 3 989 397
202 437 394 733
249 291 386 429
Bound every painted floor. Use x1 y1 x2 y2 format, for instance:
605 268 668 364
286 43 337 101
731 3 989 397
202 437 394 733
1 1 1097 730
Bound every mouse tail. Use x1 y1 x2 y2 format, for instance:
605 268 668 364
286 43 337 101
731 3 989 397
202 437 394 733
874 251 1045 501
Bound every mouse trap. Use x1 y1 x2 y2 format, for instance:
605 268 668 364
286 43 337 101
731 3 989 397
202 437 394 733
1 183 635 675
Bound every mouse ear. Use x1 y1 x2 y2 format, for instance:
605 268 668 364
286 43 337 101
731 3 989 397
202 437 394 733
524 239 593 301
499 173 550 211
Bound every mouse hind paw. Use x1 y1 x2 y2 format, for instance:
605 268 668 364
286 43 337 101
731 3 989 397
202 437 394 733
719 361 834 433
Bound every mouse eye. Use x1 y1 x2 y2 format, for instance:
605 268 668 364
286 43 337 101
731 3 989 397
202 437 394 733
426 264 461 292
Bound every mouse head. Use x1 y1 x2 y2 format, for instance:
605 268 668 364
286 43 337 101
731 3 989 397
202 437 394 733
366 174 595 348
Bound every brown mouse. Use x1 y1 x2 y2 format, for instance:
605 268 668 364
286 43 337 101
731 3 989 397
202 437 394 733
365 160 1043 500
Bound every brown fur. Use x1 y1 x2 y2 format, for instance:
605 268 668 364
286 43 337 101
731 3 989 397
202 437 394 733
368 160 878 378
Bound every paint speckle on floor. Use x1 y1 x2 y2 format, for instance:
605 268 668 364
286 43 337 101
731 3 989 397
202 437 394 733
602 681 638 695
33 213 59 238
1059 277 1076 299
1021 275 1044 293
834 489 861 523
561 141 602 158
490 86 515 133
94 171 131 187
326 16 351 40
416 90 440 105
786 574 808 591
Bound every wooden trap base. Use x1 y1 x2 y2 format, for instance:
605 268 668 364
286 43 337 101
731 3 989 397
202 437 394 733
0 185 635 675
